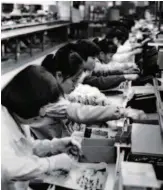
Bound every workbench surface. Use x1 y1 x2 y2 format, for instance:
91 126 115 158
1 23 70 40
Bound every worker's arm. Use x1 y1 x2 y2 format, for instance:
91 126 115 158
94 60 138 75
2 146 74 182
112 48 142 62
66 103 124 124
83 75 126 90
40 99 147 125
31 137 81 158
2 147 50 181
67 104 147 124
40 99 123 124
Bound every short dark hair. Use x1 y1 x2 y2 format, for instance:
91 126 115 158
41 54 55 73
122 18 135 30
74 40 100 61
108 45 117 54
93 38 117 54
106 28 128 45
42 43 83 79
1 65 62 119
92 38 100 45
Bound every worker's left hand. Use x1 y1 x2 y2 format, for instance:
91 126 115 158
51 137 82 159
141 38 151 46
124 107 147 120
133 48 143 55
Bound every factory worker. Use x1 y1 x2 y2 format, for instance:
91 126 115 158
40 47 147 122
1 105 81 190
73 40 139 90
2 60 147 141
92 38 139 72
92 38 117 64
121 19 135 31
131 22 159 77
2 50 84 139
106 28 143 63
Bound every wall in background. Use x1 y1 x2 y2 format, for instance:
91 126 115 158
57 1 71 21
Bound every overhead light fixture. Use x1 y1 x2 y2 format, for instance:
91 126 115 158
107 1 113 7
115 1 121 6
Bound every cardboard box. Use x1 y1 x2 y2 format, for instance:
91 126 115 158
80 138 115 163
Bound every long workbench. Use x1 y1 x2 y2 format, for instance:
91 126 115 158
1 20 68 31
1 22 70 61
1 22 70 40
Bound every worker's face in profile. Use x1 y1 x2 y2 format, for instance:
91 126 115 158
84 56 96 71
56 69 83 94
99 52 106 63
129 33 136 43
99 52 112 64
105 53 113 63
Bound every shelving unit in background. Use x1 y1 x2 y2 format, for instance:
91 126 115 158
1 1 71 65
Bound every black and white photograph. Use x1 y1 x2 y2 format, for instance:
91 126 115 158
1 1 163 190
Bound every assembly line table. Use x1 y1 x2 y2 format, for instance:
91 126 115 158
1 23 70 40
1 22 70 61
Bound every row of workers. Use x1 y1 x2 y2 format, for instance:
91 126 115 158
1 17 158 190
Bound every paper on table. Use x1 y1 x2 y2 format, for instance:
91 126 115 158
42 163 109 190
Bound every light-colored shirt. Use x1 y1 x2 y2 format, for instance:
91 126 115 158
94 58 136 74
1 106 50 190
71 7 82 23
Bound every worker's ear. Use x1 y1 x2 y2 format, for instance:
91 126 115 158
55 71 64 83
113 37 118 45
99 51 105 61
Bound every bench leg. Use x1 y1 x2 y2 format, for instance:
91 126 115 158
29 35 33 56
41 32 45 51
15 38 20 62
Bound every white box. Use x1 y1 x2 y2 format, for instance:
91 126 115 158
121 162 160 189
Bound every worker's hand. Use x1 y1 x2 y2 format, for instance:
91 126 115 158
133 48 143 55
141 38 151 46
124 74 139 81
124 107 147 120
125 62 138 69
51 137 82 159
123 88 135 102
132 43 142 49
48 153 75 172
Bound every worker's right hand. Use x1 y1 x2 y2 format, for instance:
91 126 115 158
133 48 143 54
124 74 139 81
48 153 75 172
141 38 151 46
132 43 142 49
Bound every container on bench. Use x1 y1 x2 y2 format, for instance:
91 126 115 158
80 137 116 164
